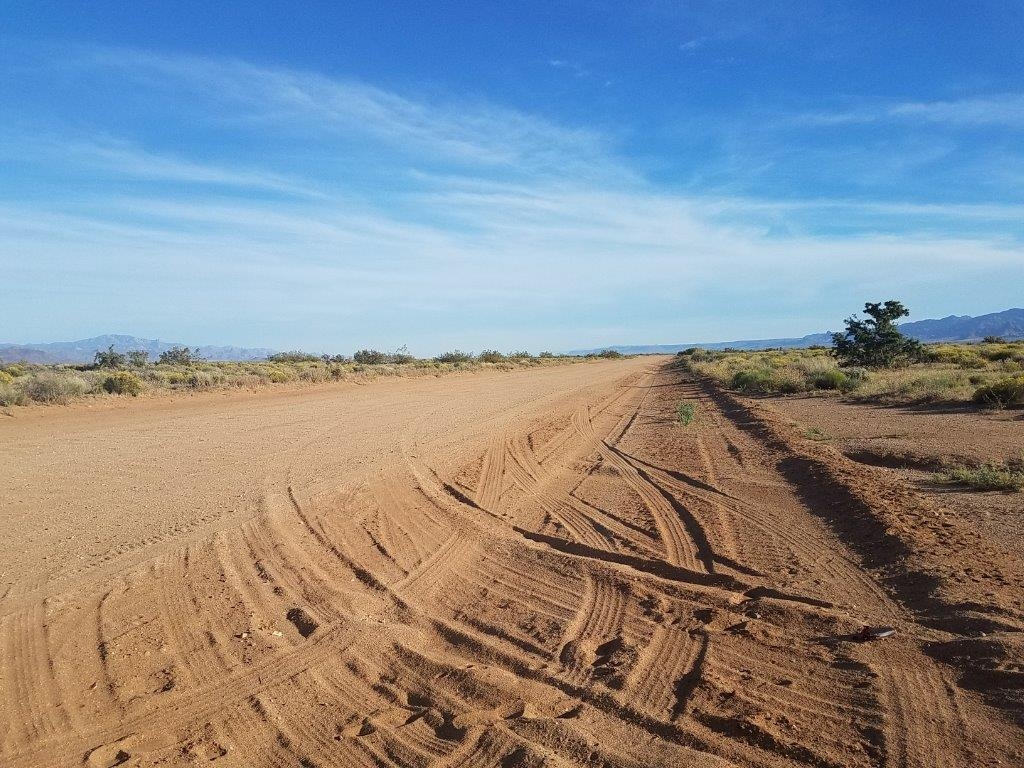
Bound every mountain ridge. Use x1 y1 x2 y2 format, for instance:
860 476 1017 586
0 334 276 364
568 308 1024 355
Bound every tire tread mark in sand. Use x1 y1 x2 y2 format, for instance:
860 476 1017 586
428 617 726 761
153 551 225 688
557 575 628 685
875 651 968 768
592 438 701 572
4 624 357 767
392 532 468 601
283 487 394 597
474 429 508 513
627 625 704 718
513 526 746 591
636 442 900 616
0 602 72 747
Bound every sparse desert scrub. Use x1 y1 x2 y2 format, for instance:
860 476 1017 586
102 370 144 396
683 341 1024 407
434 350 474 363
22 371 89 404
0 352 585 408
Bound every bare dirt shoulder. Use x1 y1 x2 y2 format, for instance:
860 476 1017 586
693 375 1024 720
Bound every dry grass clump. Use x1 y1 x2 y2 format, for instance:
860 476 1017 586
680 340 1024 407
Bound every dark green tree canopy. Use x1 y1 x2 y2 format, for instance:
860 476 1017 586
94 345 127 369
831 300 923 368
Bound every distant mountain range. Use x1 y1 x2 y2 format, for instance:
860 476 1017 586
569 308 1024 355
0 334 276 364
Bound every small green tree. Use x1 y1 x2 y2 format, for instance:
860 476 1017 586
127 349 149 367
158 346 202 365
94 345 127 368
831 300 922 368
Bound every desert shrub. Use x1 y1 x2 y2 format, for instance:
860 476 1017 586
94 345 127 369
982 348 1015 362
127 349 149 367
102 371 143 396
0 370 13 386
353 349 388 365
810 368 848 390
839 367 869 390
268 351 321 363
478 350 506 363
983 336 1007 344
435 350 474 363
2 363 26 377
730 369 775 394
267 367 294 383
937 464 1024 492
391 346 415 364
508 350 531 359
597 349 623 359
0 381 27 406
973 376 1024 408
185 371 215 389
538 351 555 358
158 346 203 365
22 372 87 404
299 366 329 383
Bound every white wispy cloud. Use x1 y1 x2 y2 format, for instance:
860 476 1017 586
3 47 1023 349
795 93 1024 129
84 48 615 178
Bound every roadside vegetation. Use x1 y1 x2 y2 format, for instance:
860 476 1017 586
0 347 610 409
935 462 1024 492
680 300 1024 408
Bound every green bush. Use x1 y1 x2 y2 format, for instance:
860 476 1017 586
185 371 215 389
268 351 321 363
478 350 506 363
2 363 27 378
810 368 848 390
103 371 143 396
353 349 387 365
435 350 474 363
597 349 623 359
0 370 13 386
22 372 88 404
937 464 1024 492
730 369 775 394
538 351 555 358
973 376 1024 408
0 382 27 406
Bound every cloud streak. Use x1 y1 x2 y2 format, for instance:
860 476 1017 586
2 47 1023 350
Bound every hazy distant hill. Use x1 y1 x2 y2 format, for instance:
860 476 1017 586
0 334 276 364
569 308 1024 355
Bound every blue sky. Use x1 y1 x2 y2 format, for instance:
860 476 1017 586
2 2 1023 353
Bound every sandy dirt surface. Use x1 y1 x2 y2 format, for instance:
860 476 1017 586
767 395 1024 562
1 359 1020 767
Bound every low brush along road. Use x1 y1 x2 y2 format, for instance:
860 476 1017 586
0 358 1019 766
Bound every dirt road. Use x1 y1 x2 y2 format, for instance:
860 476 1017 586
1 359 1019 766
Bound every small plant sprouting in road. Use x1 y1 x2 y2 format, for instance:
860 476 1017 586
804 426 830 441
676 401 696 426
